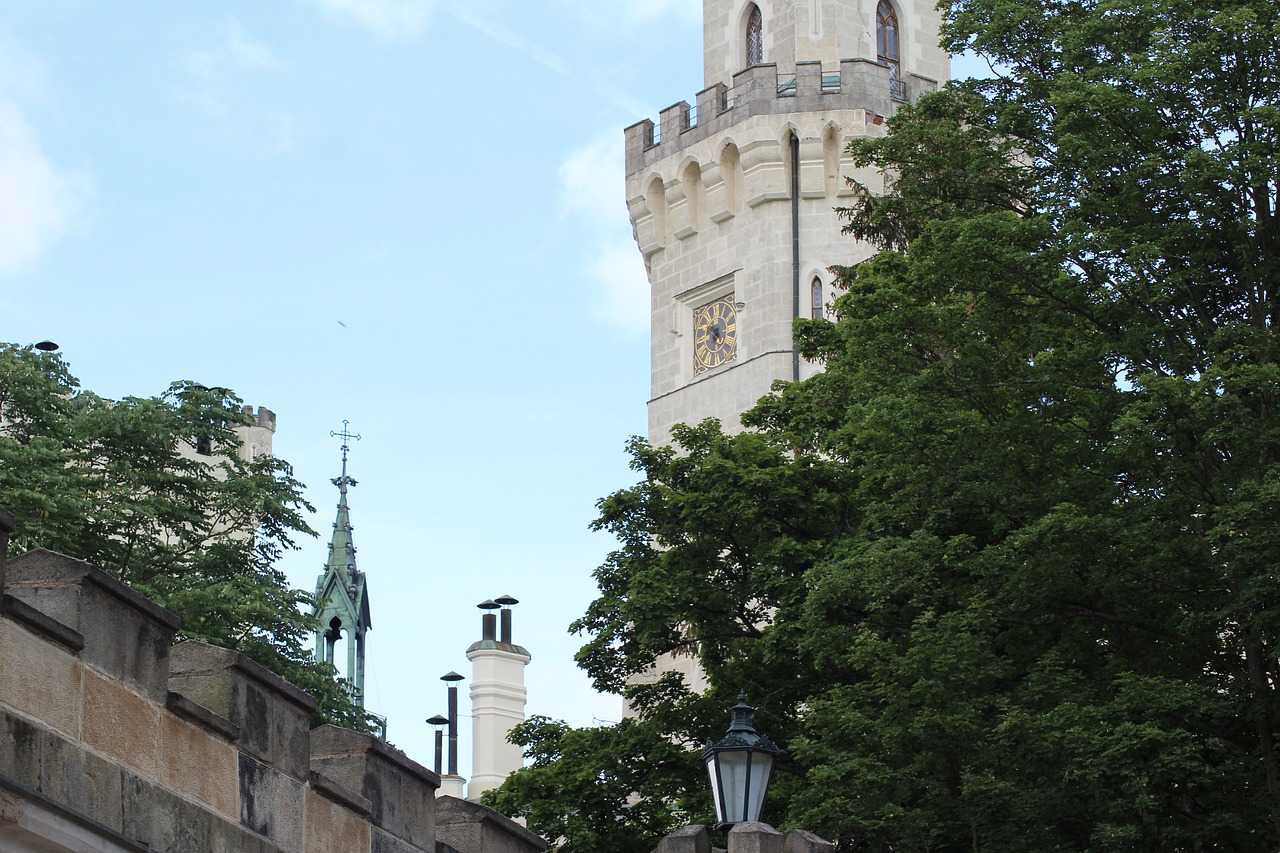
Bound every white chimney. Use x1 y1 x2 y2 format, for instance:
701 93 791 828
465 595 529 800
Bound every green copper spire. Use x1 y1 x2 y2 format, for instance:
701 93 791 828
314 421 371 707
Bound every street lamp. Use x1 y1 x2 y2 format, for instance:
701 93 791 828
704 692 782 831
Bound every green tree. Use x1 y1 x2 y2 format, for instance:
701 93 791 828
0 344 371 731
482 703 710 853
490 0 1280 848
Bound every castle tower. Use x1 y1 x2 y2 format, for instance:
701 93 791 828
465 596 530 801
626 0 949 448
313 421 372 706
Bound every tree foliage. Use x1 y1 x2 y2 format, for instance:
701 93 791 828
0 344 372 731
491 0 1280 848
482 702 711 853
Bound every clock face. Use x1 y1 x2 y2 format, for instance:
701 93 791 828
693 295 737 374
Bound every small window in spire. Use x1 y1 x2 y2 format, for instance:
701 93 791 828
811 277 824 319
746 5 764 67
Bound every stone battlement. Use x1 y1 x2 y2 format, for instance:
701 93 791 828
0 533 545 853
243 404 278 432
625 60 937 176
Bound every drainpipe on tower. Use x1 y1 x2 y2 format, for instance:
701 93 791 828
790 130 801 382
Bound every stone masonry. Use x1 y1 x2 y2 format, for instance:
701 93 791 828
0 508 545 853
650 822 835 853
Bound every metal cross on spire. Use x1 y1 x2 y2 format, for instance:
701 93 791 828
330 420 361 492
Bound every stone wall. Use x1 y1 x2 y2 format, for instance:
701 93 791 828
0 531 545 853
651 822 833 853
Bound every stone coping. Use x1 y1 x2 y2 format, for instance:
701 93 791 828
1 593 85 652
310 770 373 816
0 771 153 853
6 549 182 633
166 690 241 741
172 641 318 714
436 796 548 852
311 724 441 790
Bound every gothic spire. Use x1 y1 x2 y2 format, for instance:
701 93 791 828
313 420 372 707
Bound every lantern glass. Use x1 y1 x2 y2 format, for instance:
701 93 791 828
704 693 782 830
745 750 774 821
705 747 777 826
706 752 725 823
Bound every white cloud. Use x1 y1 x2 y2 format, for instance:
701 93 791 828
183 19 281 87
226 23 281 69
447 5 568 75
314 0 434 38
560 135 648 336
558 0 699 27
560 136 625 222
0 33 88 276
178 21 294 152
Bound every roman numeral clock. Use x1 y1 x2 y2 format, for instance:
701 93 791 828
693 295 738 374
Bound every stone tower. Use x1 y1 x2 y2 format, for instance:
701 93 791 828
626 0 949 448
314 422 372 707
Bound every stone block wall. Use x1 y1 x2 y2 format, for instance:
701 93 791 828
651 822 834 853
436 796 548 853
0 535 545 853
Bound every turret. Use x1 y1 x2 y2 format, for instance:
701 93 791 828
626 0 949 449
623 0 950 706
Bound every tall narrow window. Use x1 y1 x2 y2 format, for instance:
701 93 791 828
811 277 824 319
877 1 903 100
746 5 764 67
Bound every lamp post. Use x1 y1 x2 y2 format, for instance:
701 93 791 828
704 692 782 831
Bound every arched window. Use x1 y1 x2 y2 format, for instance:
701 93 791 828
746 5 764 67
811 277 824 319
877 1 903 99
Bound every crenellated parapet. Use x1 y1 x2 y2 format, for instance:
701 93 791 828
625 60 938 176
624 60 938 266
243 405 278 433
234 404 277 462
0 530 545 853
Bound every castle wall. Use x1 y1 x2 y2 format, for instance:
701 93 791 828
0 529 545 853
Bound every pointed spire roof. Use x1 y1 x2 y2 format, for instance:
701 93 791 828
314 421 371 633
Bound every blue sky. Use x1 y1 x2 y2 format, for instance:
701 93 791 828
1 0 978 781
1 0 704 775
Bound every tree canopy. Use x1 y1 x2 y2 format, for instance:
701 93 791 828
487 0 1280 848
0 344 371 731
